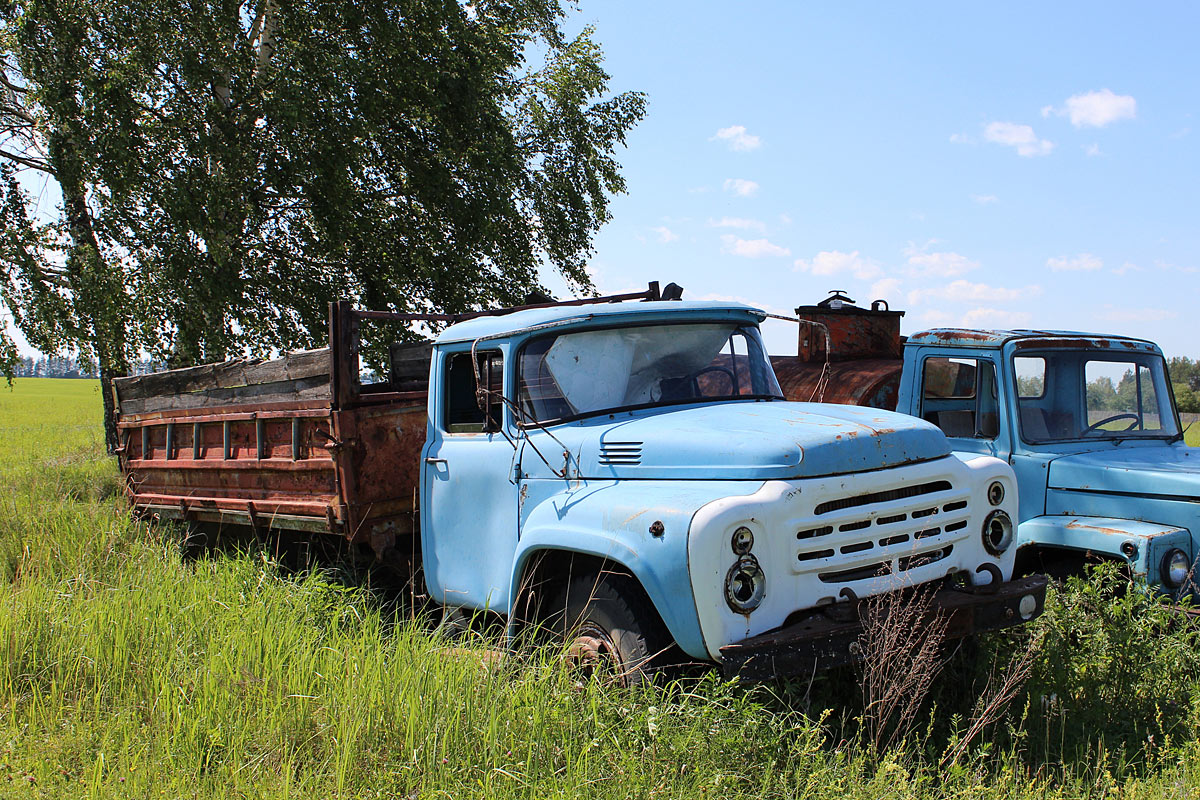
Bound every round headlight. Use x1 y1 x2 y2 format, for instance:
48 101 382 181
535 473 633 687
982 509 1014 555
731 526 754 555
725 556 765 613
987 481 1005 506
1162 549 1190 589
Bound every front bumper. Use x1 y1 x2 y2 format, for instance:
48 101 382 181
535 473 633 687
719 574 1048 681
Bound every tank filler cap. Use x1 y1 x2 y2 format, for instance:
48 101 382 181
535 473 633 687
818 290 856 309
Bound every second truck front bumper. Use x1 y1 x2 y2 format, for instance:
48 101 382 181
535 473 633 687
718 574 1048 681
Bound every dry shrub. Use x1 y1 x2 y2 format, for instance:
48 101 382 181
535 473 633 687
855 576 1042 758
855 580 949 752
942 630 1042 767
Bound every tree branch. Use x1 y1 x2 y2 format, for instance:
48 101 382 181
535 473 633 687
0 148 54 175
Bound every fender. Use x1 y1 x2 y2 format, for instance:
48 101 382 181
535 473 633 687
509 478 765 660
1018 515 1192 585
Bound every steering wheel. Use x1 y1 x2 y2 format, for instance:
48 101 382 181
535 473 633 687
1082 413 1140 435
688 365 738 396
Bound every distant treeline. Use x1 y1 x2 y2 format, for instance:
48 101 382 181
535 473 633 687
1019 356 1200 415
13 356 165 379
1170 357 1200 413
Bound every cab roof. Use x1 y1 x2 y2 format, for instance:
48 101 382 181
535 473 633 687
435 300 767 345
906 328 1161 353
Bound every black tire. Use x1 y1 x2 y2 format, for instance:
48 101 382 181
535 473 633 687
553 571 670 687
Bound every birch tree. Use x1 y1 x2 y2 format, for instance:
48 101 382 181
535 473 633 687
1 0 645 444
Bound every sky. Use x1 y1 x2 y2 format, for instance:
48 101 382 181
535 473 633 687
542 0 1200 359
6 1 1199 362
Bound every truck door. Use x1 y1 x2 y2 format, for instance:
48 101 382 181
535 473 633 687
420 348 520 612
915 352 1004 458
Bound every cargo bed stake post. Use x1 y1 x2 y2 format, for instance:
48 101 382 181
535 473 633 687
165 423 175 460
255 417 266 460
141 426 150 460
329 300 360 411
222 420 232 460
193 423 202 460
291 417 301 460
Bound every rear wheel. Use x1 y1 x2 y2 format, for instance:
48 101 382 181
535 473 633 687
553 571 670 686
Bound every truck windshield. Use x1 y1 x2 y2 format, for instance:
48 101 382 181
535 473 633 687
1013 350 1181 443
518 322 784 423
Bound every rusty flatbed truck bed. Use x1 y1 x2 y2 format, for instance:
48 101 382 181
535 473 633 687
113 302 429 563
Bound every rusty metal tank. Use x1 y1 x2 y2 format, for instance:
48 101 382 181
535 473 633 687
770 291 904 410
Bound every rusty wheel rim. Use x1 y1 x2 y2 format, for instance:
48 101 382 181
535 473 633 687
564 623 621 683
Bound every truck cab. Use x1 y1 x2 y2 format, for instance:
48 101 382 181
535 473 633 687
895 330 1197 595
421 300 1043 678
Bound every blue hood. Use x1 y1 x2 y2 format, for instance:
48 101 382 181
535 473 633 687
537 400 951 481
1048 444 1200 500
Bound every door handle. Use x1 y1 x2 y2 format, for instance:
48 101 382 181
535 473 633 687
424 457 447 466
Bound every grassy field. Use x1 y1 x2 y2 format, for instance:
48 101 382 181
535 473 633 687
1 378 1199 799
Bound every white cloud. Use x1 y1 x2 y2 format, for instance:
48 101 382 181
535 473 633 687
1084 143 1102 157
1046 253 1103 272
918 309 956 326
908 280 1042 305
1097 306 1178 323
723 178 759 197
1111 261 1142 275
949 133 975 145
1155 259 1199 274
903 245 980 278
779 213 793 226
708 216 766 233
870 278 903 300
962 308 1033 328
721 234 790 258
650 226 678 244
793 250 883 280
984 122 1054 157
917 307 1032 328
971 194 999 205
1060 89 1137 128
711 125 762 152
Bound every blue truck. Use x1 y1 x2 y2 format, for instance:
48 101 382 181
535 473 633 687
114 287 1046 682
772 293 1197 597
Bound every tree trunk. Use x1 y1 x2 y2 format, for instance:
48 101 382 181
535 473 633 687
57 137 130 455
100 368 121 454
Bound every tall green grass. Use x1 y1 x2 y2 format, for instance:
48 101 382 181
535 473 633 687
1 378 1198 799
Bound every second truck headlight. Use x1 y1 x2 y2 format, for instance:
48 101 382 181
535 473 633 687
725 556 765 613
1162 549 1190 588
982 509 1014 555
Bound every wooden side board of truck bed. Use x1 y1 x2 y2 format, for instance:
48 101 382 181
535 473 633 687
112 303 433 563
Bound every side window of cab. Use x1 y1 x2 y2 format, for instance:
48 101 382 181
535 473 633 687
920 356 999 439
444 351 503 434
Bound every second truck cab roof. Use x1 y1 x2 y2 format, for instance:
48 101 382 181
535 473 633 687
906 328 1162 355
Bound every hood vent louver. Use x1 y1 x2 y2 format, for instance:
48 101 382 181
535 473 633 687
599 441 643 466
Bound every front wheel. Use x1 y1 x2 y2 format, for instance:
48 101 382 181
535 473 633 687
553 572 670 686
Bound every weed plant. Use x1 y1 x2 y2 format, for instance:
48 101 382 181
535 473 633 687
1 378 1199 798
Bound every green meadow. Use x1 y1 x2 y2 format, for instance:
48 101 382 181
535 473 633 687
1 378 1198 799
